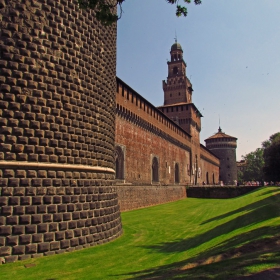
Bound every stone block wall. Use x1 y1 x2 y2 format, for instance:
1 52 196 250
187 186 261 199
0 184 122 262
0 0 122 262
116 185 186 211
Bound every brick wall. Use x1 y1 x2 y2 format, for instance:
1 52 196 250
0 0 122 262
116 116 191 185
158 103 202 138
115 78 220 186
200 144 220 184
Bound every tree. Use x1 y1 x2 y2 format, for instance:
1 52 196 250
242 148 264 182
237 169 244 183
78 0 202 26
263 132 280 182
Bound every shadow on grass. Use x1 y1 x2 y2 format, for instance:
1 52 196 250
201 188 280 225
116 191 280 279
257 187 280 197
122 225 280 280
138 193 280 254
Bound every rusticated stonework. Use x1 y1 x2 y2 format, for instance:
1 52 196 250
0 0 122 263
116 185 187 212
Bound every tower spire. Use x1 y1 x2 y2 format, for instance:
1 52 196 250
175 30 177 43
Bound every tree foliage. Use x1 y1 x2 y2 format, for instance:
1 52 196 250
78 0 202 26
263 132 280 182
242 148 264 182
237 169 244 183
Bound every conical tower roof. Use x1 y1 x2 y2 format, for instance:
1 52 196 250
205 127 237 141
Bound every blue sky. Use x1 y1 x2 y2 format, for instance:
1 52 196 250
116 0 280 160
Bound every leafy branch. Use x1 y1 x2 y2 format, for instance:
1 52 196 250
78 0 202 26
167 0 202 17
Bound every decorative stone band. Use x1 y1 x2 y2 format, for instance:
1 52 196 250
0 161 115 174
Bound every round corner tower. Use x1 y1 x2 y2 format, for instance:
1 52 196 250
0 0 122 263
205 127 237 185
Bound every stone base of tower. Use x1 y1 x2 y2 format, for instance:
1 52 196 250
0 0 122 263
0 165 122 263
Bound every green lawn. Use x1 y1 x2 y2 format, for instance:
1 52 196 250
1 187 280 279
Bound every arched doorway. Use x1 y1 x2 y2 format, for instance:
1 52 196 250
152 157 159 182
175 163 180 184
115 146 124 180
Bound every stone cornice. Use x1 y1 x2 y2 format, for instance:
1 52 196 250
0 161 115 173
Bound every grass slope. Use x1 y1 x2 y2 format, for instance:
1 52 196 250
1 187 280 279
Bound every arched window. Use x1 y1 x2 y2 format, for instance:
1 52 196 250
206 172 209 184
115 146 124 180
175 163 180 184
152 157 159 182
212 173 215 184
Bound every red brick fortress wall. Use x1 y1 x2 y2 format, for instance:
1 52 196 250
116 78 193 185
0 0 122 263
115 78 220 187
200 144 220 184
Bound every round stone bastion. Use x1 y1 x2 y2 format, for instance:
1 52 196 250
0 0 122 263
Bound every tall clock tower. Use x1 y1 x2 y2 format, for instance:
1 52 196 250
163 41 192 105
158 41 202 142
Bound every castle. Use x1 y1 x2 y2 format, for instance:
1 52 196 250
115 41 221 188
0 0 237 263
